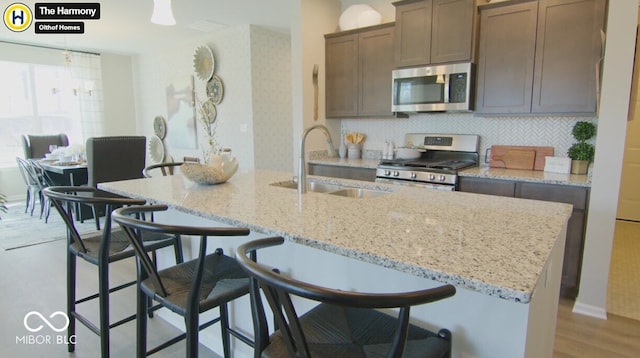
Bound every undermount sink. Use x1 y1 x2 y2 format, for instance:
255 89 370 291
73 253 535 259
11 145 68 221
270 180 342 193
270 180 390 198
327 188 389 199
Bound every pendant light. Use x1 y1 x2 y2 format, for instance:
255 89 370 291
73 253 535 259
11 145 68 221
151 0 176 26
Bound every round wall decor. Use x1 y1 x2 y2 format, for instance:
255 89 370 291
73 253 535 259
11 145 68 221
206 75 224 105
148 135 165 164
153 115 167 139
193 45 215 81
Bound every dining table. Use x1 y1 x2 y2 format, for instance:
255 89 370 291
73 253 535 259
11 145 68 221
37 159 88 187
37 159 92 221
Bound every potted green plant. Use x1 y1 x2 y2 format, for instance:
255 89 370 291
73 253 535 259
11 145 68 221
567 121 596 174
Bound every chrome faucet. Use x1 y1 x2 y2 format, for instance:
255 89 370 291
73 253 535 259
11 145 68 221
298 124 335 194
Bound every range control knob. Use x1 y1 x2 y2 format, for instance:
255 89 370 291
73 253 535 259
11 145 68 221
384 170 391 176
393 171 400 177
439 175 446 182
429 174 435 181
410 172 417 179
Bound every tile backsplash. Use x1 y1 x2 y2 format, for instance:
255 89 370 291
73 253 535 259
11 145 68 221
338 113 598 163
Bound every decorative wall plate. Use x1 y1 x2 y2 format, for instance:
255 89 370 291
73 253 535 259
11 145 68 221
193 45 215 81
153 115 167 139
200 98 217 124
148 135 165 164
206 75 224 104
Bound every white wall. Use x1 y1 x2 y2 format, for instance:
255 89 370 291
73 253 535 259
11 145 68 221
290 0 343 172
132 26 254 167
101 53 137 135
250 27 294 172
574 0 637 318
132 25 293 171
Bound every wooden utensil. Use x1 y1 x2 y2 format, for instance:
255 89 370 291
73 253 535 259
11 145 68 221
490 145 554 170
313 64 318 121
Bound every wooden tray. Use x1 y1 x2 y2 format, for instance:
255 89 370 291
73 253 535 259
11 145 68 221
489 145 555 171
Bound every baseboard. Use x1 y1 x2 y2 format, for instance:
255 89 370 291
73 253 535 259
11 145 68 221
572 300 608 320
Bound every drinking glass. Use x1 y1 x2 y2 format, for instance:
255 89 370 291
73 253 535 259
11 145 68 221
48 145 58 153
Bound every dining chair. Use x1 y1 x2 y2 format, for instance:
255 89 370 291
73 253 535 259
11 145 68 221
236 236 457 358
31 160 57 222
21 133 69 159
142 162 184 178
85 136 146 187
15 157 45 216
43 186 184 358
112 204 255 358
85 136 146 230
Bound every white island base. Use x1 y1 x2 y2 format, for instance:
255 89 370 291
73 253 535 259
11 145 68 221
151 209 566 358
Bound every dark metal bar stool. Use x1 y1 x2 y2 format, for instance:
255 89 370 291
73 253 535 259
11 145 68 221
236 236 457 358
113 204 255 358
43 186 184 357
143 162 184 178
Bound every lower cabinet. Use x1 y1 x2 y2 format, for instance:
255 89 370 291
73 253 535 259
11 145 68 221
308 163 376 182
458 176 589 298
457 177 516 197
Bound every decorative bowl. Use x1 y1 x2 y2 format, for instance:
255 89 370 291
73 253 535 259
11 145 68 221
181 155 238 185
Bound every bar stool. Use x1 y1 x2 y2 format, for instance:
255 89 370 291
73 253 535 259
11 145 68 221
236 236 457 358
112 204 255 358
43 186 184 357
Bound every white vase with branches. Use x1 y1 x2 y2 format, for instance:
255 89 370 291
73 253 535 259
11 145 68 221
196 96 221 164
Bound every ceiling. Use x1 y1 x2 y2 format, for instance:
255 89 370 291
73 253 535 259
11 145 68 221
0 0 293 55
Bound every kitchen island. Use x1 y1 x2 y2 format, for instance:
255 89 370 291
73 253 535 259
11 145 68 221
99 169 572 358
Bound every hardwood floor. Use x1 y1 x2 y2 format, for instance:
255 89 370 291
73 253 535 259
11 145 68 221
554 298 640 357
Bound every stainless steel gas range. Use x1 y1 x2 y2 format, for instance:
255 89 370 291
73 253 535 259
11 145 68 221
375 133 480 190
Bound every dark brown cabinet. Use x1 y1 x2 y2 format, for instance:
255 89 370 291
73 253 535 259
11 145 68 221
457 176 516 197
458 176 589 298
308 163 376 182
475 0 606 115
393 0 476 68
325 33 358 117
531 0 606 114
475 1 538 114
325 23 395 118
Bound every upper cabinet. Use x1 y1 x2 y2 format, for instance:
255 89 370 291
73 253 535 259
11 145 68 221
394 0 476 68
475 0 606 115
325 23 396 118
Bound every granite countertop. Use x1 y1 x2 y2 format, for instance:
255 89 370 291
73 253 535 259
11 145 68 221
308 155 591 187
460 166 591 187
99 169 572 304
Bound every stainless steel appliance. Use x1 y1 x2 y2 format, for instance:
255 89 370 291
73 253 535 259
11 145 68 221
392 62 475 113
376 133 479 190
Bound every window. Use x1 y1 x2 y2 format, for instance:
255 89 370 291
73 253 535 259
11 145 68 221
0 49 104 167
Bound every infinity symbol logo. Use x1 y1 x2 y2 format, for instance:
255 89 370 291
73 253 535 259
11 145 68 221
23 311 69 332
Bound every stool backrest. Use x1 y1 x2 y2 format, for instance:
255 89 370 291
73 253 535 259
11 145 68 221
236 237 457 357
113 205 250 298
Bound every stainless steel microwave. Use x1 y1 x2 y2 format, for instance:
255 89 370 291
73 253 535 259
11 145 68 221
392 62 475 113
